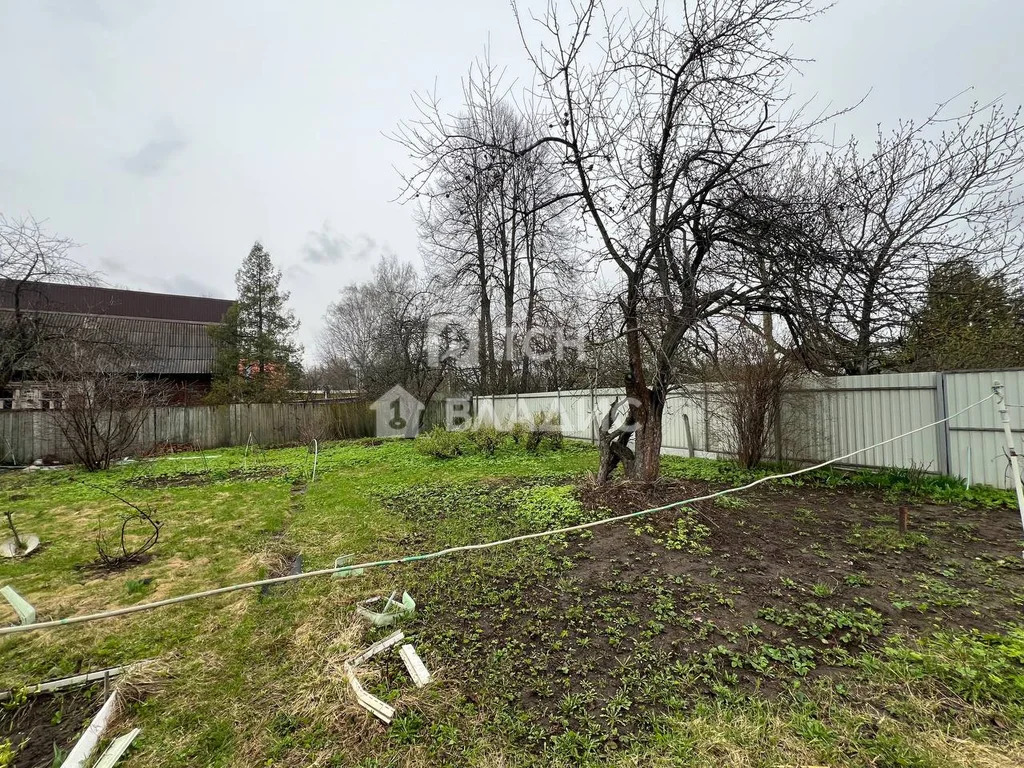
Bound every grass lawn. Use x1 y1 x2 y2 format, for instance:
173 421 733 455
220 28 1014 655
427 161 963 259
0 433 1022 767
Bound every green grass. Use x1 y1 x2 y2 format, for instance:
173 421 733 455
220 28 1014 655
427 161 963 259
662 456 1017 509
0 439 1021 767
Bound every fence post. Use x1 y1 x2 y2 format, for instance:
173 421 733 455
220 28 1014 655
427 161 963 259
703 385 711 456
590 387 597 445
682 413 695 458
934 372 951 476
993 380 1024 548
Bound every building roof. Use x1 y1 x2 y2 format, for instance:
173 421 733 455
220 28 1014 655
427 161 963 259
0 279 232 323
0 280 233 377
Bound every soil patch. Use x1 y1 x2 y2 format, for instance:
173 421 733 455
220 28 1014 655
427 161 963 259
572 478 1024 652
74 553 154 576
128 466 286 489
0 687 99 767
410 478 1024 741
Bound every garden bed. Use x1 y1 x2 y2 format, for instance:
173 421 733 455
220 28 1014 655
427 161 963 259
0 687 98 767
0 438 1021 767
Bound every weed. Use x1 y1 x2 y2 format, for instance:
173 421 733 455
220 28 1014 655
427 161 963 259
847 524 929 552
656 508 712 555
758 603 885 646
810 581 835 598
844 572 872 588
715 495 747 509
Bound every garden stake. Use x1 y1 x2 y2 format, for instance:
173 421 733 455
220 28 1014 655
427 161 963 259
993 381 1024 556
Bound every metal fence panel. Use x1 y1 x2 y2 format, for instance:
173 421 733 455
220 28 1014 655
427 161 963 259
945 370 1024 489
476 369 1024 489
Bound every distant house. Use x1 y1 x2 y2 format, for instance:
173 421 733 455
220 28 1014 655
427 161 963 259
0 280 232 409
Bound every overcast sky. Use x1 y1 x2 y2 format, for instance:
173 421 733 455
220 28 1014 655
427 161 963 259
1 0 1021 361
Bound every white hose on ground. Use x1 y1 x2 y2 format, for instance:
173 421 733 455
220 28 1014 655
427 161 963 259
0 393 995 637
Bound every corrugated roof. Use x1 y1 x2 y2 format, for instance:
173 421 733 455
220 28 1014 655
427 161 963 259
0 279 232 323
0 312 222 376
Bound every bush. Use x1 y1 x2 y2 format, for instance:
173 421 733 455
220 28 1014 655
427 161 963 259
469 424 501 456
712 331 798 469
415 427 467 459
526 410 563 453
508 421 529 445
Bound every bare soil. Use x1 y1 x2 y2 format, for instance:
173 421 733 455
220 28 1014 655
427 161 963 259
575 479 1024 637
128 466 285 488
411 478 1024 739
0 688 98 767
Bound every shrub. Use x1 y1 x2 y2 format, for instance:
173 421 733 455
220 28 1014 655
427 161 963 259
548 418 564 451
508 421 529 445
712 330 799 469
469 424 501 456
415 427 467 459
527 410 563 453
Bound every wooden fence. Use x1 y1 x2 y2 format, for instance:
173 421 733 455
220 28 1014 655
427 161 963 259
0 398 451 466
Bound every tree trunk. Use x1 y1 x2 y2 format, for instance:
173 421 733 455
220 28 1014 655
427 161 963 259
500 286 514 392
596 290 670 484
631 387 665 482
596 385 666 484
596 399 636 483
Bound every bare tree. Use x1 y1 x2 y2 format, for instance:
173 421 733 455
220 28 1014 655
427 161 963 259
0 215 91 393
508 0 826 481
320 255 452 405
42 326 168 470
787 100 1024 374
397 57 580 395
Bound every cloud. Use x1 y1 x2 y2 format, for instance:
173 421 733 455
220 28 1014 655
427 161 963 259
153 273 221 297
97 256 124 273
284 263 313 281
98 258 222 298
122 137 188 177
301 222 377 265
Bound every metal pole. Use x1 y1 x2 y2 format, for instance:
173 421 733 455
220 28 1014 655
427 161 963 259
935 372 951 476
993 380 1024 551
683 413 695 458
590 386 597 445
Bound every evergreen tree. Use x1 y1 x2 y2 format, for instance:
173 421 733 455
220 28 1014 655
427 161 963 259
208 242 301 402
901 259 1024 371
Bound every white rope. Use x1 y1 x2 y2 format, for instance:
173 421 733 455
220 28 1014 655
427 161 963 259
0 393 995 637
